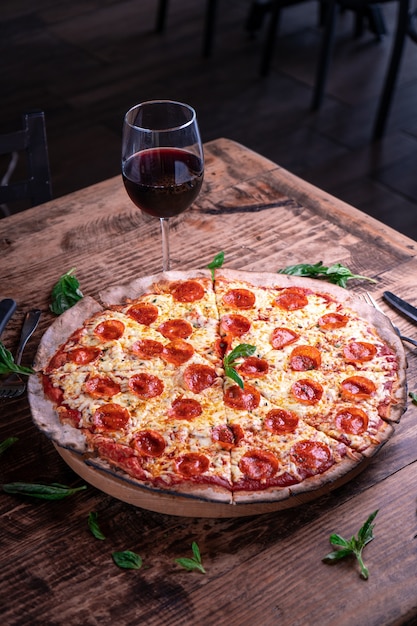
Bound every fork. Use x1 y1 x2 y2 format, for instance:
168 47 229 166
361 292 417 348
0 309 42 399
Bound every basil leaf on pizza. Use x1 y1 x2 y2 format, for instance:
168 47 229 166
224 343 256 389
207 251 225 279
50 268 84 315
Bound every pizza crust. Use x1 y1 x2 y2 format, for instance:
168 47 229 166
28 269 408 511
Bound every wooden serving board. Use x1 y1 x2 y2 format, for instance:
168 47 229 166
56 445 372 518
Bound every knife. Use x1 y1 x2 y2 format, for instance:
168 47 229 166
383 291 417 324
0 298 17 336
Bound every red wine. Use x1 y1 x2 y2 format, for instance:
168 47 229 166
122 147 204 218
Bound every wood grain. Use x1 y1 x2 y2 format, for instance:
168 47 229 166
1 139 417 626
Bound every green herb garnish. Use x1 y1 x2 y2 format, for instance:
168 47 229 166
88 511 106 540
409 392 417 405
223 343 256 389
175 541 206 574
112 550 143 570
322 510 378 579
50 268 83 315
0 437 18 457
2 482 87 500
278 261 376 289
207 251 225 280
0 342 34 375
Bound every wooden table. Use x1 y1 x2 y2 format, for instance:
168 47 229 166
1 138 417 626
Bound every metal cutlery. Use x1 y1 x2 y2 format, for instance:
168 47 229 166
0 298 17 336
0 309 42 399
361 292 417 348
383 291 417 324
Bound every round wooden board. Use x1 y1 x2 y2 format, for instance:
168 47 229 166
56 445 371 518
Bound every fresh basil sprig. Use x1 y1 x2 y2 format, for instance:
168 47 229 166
278 261 376 289
409 391 417 405
175 541 206 574
322 510 378 579
224 343 256 389
0 342 34 375
88 511 106 540
50 268 84 315
207 251 225 280
0 437 18 457
112 550 143 570
2 482 87 500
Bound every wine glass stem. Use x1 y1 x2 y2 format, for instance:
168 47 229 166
160 218 170 271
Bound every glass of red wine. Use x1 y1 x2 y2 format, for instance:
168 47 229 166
122 100 204 271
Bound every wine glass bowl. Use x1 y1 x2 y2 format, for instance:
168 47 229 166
122 100 204 270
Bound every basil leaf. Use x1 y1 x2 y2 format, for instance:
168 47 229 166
323 547 354 562
278 261 376 289
50 268 83 315
329 533 350 548
207 251 225 279
0 436 18 457
2 482 87 500
409 391 417 404
0 343 34 375
224 365 244 389
112 550 142 570
88 511 106 540
175 542 206 573
224 344 256 365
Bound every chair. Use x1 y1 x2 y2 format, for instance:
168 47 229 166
0 111 52 216
260 0 411 140
155 0 219 57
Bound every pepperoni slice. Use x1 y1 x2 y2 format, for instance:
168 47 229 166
85 376 121 398
214 337 230 359
237 356 269 377
290 440 333 475
318 312 349 330
176 452 210 477
161 339 194 365
42 374 64 404
93 403 130 430
168 397 202 420
127 302 159 326
94 319 125 341
340 376 376 400
128 373 164 398
171 280 205 302
289 345 322 371
158 319 193 340
223 384 261 411
131 430 166 457
274 287 308 311
335 407 369 435
67 346 101 365
131 339 163 359
58 405 82 427
264 409 299 434
183 364 217 393
220 314 251 337
291 379 323 404
47 350 69 370
212 423 245 449
343 341 377 363
270 327 299 349
238 450 279 480
222 288 256 309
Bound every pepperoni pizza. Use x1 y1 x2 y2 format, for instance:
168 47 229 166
29 269 407 505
